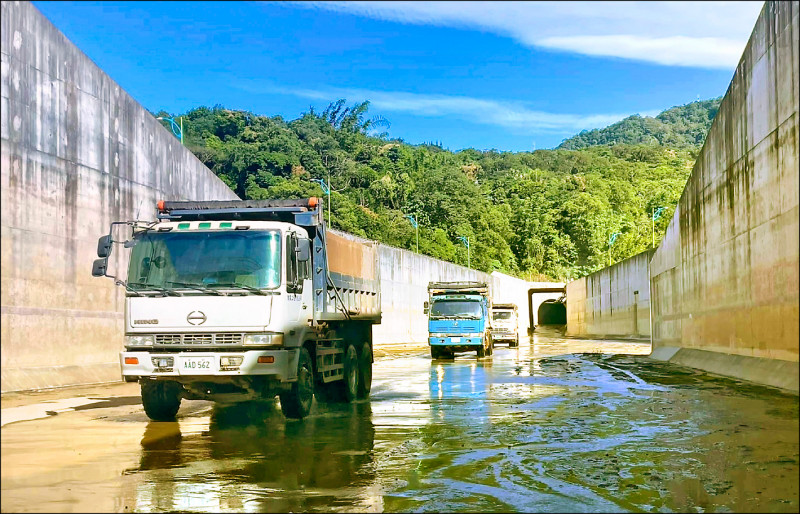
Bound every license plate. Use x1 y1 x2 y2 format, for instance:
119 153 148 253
450 337 461 343
180 356 215 374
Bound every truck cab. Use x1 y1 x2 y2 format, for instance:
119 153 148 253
490 303 519 347
425 281 493 359
92 199 380 421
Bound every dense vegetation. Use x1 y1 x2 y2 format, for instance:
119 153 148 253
155 98 717 281
558 97 721 150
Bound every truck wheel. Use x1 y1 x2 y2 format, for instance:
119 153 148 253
357 342 372 399
513 335 519 347
477 344 486 358
486 340 493 356
141 381 182 421
430 346 441 359
280 348 314 419
329 344 359 403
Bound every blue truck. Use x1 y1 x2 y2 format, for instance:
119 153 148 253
425 281 493 359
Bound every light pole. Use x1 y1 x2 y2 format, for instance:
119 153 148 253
608 231 620 266
404 214 419 253
651 206 665 248
156 116 183 145
457 235 470 269
311 178 331 226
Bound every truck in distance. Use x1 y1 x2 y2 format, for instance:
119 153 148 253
91 198 380 421
425 281 493 359
490 303 519 347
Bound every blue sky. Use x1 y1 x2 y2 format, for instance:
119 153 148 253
33 1 763 151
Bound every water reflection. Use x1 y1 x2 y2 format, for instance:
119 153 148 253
130 401 380 512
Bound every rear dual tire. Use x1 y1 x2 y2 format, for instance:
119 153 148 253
316 342 371 403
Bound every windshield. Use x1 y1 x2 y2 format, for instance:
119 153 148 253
493 311 514 320
430 300 482 319
127 230 282 291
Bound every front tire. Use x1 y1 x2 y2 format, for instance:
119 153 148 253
477 344 486 358
141 380 182 421
280 348 315 419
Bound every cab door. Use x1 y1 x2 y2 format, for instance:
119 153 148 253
286 232 313 325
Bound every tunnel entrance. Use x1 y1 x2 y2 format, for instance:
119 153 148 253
538 299 566 325
527 286 566 333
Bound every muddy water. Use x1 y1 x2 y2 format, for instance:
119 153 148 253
1 328 798 512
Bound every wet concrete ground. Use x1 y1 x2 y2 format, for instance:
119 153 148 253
1 327 798 512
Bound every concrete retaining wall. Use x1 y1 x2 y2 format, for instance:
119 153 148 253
649 1 799 392
333 230 542 345
1 1 239 393
566 250 654 339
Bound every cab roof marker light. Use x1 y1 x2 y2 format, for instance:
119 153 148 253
178 223 190 229
220 222 232 228
198 222 211 229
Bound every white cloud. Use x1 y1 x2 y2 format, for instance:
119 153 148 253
289 1 764 69
237 81 662 134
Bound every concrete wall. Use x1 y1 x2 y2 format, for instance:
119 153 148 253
1 1 239 392
649 1 799 392
331 230 542 345
566 250 654 339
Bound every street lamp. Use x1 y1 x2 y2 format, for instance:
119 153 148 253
311 178 331 226
608 231 621 266
457 235 470 269
651 206 665 248
404 214 419 253
156 116 183 145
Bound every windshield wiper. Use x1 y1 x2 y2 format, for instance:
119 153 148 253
165 281 226 296
208 282 272 295
127 281 183 297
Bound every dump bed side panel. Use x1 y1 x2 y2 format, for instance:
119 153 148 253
322 230 381 321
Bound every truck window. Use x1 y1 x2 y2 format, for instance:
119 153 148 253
286 233 308 293
429 300 482 319
493 311 513 320
128 230 282 290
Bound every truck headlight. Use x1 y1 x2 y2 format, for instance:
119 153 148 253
244 334 283 346
430 333 448 338
126 335 154 346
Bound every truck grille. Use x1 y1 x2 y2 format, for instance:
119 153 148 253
155 333 244 345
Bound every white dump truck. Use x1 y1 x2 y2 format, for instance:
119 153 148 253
91 198 380 420
490 303 519 347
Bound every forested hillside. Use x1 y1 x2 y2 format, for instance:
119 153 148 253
558 97 722 150
156 99 710 281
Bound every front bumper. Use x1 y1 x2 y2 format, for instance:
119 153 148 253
429 336 483 347
120 349 295 382
491 330 517 340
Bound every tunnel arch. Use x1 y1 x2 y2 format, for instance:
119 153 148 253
527 286 566 332
537 299 566 326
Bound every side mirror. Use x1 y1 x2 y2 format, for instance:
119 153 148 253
296 238 311 262
97 235 113 258
423 301 429 314
92 257 108 277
